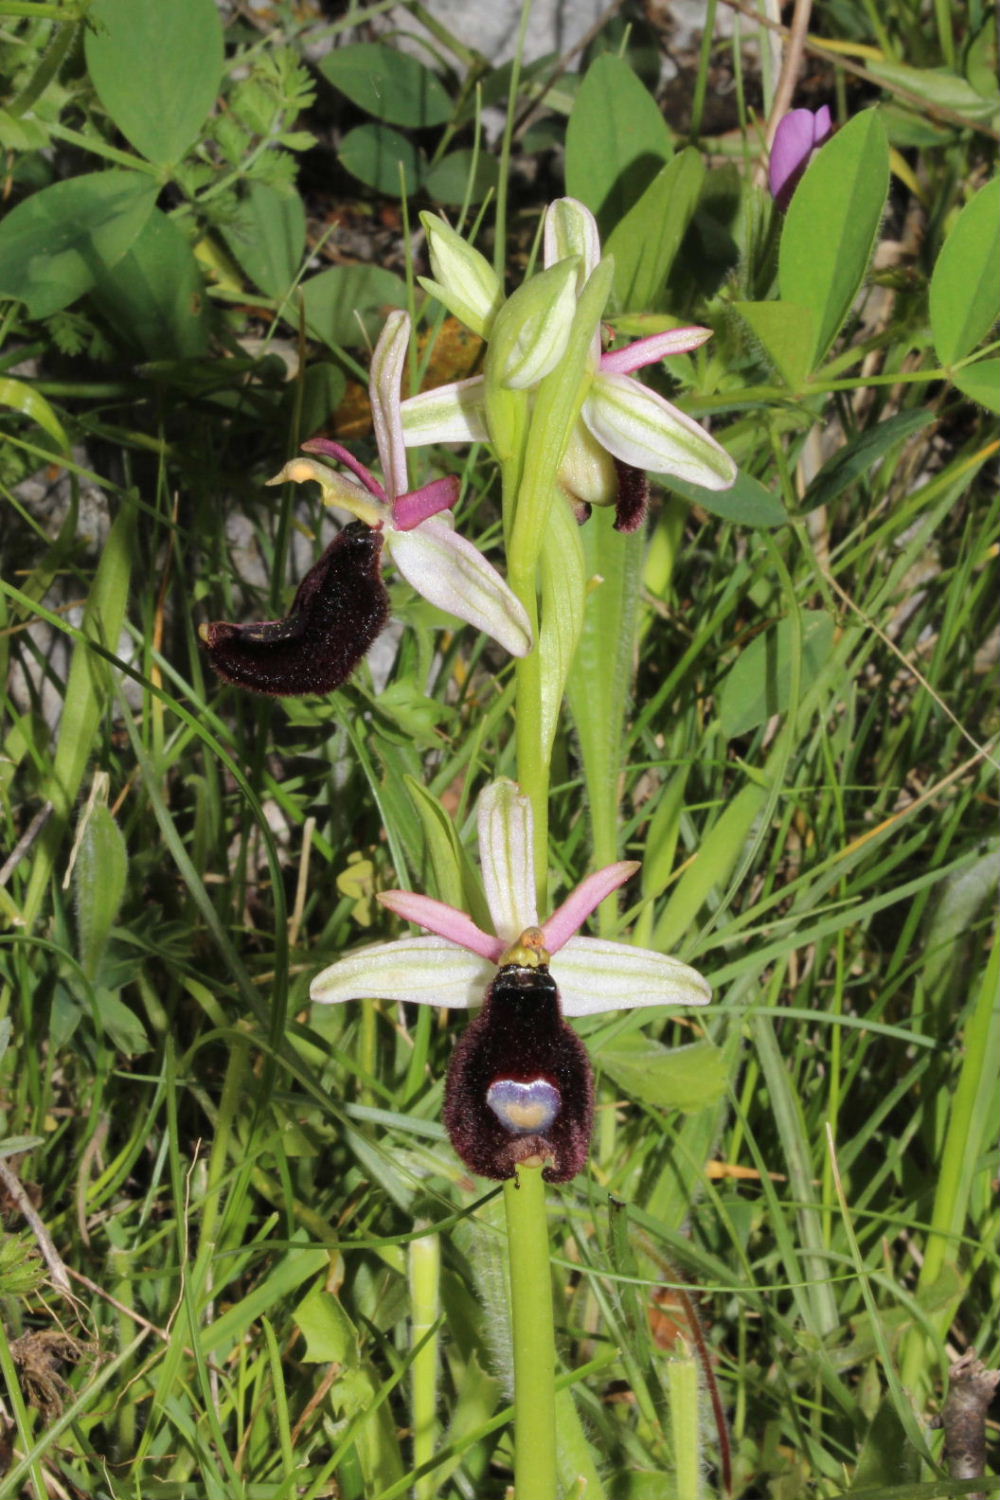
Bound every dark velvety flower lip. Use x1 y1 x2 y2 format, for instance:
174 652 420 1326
200 522 389 696
443 961 595 1183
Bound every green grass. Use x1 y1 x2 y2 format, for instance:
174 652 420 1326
2 0 998 1496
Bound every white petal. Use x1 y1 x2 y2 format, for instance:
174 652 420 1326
369 309 410 501
400 377 490 446
583 372 737 490
550 936 711 1016
311 936 492 1009
386 518 532 657
478 780 538 945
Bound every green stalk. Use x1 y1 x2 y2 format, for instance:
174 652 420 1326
504 1167 557 1500
900 942 999 1390
668 1352 703 1500
409 1228 441 1500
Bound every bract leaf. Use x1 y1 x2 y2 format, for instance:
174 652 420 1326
538 496 586 763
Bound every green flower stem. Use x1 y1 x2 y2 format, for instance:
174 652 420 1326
504 1166 557 1500
408 1227 441 1500
668 1352 703 1500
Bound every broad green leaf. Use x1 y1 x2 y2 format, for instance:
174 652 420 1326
658 467 787 528
732 299 818 391
423 148 500 207
85 0 223 167
800 409 934 513
929 175 1000 366
565 54 672 232
0 376 69 451
293 1283 360 1365
652 780 768 953
320 42 452 128
964 14 999 102
20 499 137 931
0 171 157 318
951 357 1000 413
639 766 690 911
338 122 425 197
849 1399 922 1488
75 801 128 980
92 988 149 1056
598 1036 728 1112
718 609 835 740
220 182 307 300
88 208 209 359
403 774 488 921
605 147 704 311
867 57 1000 124
203 1235 329 1356
719 600 839 735
780 109 890 370
300 264 407 349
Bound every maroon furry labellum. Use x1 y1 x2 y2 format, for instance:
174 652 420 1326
443 961 594 1183
612 459 650 534
200 522 389 696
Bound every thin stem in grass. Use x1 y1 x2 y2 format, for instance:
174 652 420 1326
504 1165 557 1500
668 1352 703 1500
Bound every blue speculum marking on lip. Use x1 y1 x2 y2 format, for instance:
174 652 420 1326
486 1078 561 1135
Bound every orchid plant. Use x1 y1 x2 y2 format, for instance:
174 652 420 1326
204 193 735 1499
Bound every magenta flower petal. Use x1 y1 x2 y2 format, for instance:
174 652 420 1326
377 890 505 963
769 107 835 210
600 327 713 375
813 104 833 141
541 861 640 955
301 437 388 503
392 475 460 531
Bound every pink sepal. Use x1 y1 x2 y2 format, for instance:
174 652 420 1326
600 327 712 375
392 475 461 531
377 890 505 963
301 438 388 502
542 861 640 955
